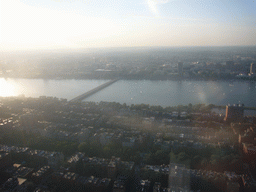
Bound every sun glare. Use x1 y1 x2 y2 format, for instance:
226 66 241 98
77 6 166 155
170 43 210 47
0 0 117 49
0 78 16 97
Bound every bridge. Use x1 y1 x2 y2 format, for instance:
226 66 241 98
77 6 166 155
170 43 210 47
69 79 118 102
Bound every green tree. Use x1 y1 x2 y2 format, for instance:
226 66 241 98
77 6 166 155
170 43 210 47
191 155 202 169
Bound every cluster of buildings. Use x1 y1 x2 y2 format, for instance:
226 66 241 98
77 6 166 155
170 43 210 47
0 96 256 191
2 141 243 192
2 47 256 80
0 96 244 152
0 145 64 169
90 56 256 80
122 60 256 80
140 163 242 192
68 153 135 179
0 145 126 192
51 172 112 192
1 164 112 192
143 164 170 175
229 122 256 191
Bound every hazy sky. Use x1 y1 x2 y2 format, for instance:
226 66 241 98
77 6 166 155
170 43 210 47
1 0 256 50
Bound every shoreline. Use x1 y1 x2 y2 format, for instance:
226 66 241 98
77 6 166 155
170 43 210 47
0 76 256 82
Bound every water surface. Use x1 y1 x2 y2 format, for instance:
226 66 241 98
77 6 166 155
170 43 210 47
84 80 256 107
1 78 256 107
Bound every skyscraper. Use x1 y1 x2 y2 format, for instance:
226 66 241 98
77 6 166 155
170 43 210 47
250 63 256 76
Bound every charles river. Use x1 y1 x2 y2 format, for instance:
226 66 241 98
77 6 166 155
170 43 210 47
1 78 256 112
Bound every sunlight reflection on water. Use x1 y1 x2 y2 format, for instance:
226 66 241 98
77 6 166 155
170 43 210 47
0 78 16 97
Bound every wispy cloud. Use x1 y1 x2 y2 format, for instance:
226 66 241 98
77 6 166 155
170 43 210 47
129 14 208 22
145 0 170 17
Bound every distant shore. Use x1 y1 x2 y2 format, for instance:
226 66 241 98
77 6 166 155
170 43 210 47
1 75 256 82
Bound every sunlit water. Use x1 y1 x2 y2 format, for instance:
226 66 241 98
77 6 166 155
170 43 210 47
1 78 256 107
0 78 108 100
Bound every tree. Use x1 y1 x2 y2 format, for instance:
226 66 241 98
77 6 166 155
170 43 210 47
169 150 177 163
177 152 189 162
201 158 208 169
192 155 202 169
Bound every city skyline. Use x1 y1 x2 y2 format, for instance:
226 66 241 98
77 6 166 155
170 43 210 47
1 0 256 50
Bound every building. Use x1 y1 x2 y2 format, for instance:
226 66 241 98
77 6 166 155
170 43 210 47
169 163 190 191
113 176 129 192
251 63 256 74
13 167 34 178
249 63 256 77
224 104 244 122
137 180 151 192
107 156 120 178
242 143 256 158
31 166 52 184
178 62 183 77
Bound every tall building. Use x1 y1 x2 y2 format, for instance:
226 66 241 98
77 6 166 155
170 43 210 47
169 163 190 191
224 104 244 122
178 62 183 77
249 63 256 77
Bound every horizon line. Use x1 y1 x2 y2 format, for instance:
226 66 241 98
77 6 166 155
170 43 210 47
2 45 256 53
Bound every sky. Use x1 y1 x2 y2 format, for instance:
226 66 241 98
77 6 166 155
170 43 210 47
0 0 256 50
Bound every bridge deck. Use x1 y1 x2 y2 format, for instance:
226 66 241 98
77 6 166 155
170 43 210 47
69 79 118 102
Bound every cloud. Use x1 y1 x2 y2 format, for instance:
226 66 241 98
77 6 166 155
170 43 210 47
146 0 170 17
157 0 170 3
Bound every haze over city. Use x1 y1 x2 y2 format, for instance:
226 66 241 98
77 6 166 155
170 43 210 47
1 0 256 50
1 1 256 192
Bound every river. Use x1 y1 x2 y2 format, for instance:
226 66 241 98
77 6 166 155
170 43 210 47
1 78 256 108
